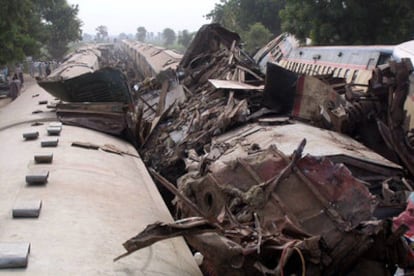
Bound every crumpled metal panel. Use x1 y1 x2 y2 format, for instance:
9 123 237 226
119 142 410 275
39 67 133 104
56 102 128 136
173 144 407 275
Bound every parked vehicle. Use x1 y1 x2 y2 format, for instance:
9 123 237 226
0 73 9 96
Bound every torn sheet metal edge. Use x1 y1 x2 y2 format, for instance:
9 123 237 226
208 79 264 90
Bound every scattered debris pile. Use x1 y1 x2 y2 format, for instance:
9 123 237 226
35 23 414 275
118 25 414 275
140 24 265 176
327 59 414 177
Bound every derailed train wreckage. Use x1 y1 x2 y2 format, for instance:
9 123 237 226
38 24 414 275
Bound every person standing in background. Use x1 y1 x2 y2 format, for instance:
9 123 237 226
15 64 24 86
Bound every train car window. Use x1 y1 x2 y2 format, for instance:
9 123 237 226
344 69 350 80
275 52 283 62
378 53 392 66
366 58 376 69
352 70 359 82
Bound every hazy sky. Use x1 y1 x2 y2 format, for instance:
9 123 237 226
67 0 219 36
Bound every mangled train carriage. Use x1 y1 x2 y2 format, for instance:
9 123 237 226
0 44 202 275
116 24 414 275
26 24 414 275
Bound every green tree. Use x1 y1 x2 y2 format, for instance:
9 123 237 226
0 0 82 64
96 25 108 42
42 0 82 59
206 0 285 36
162 28 176 46
0 1 41 64
178 30 193 48
280 0 414 45
244 22 273 54
205 0 241 33
238 0 285 35
136 26 147 42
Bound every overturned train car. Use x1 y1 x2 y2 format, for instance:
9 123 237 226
0 45 201 275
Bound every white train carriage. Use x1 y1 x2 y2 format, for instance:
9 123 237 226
0 81 201 275
121 40 182 79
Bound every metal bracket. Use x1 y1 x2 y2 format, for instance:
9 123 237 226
12 200 42 218
34 153 53 164
23 131 39 140
0 243 30 268
26 171 49 185
47 126 62 136
41 138 59 147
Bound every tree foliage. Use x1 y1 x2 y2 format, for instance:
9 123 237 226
244 23 273 54
206 0 241 33
136 26 147 42
178 30 193 48
207 0 414 47
280 0 414 45
96 25 108 42
163 28 176 46
0 1 40 64
42 0 82 59
206 0 285 54
238 0 285 35
206 0 285 35
0 0 81 64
